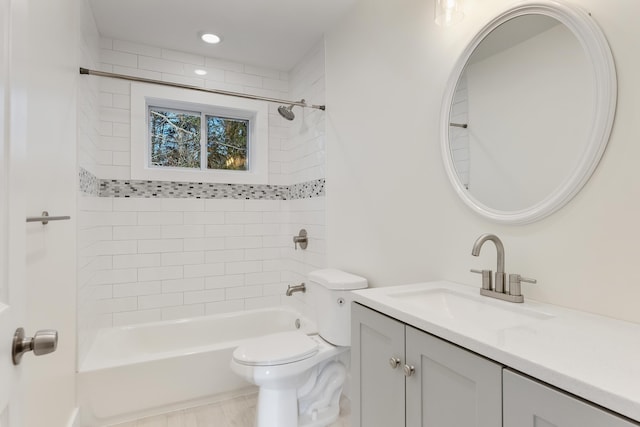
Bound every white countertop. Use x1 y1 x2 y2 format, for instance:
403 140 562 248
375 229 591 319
351 280 640 423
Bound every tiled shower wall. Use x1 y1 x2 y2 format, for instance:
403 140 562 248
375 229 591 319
94 36 292 184
77 32 327 364
77 0 103 363
279 42 327 312
78 196 324 325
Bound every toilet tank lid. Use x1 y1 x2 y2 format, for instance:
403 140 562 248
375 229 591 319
308 269 368 290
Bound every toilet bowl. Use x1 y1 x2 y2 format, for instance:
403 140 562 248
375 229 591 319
230 269 368 427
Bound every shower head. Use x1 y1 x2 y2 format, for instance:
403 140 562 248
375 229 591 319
278 104 296 121
278 99 306 121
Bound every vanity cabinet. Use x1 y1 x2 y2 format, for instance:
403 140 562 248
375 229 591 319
351 303 502 427
503 369 638 427
351 302 405 427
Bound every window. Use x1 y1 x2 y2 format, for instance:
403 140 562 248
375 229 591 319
131 83 268 184
206 115 248 171
149 108 201 169
148 107 250 171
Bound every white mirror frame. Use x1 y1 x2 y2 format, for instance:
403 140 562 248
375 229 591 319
440 0 617 224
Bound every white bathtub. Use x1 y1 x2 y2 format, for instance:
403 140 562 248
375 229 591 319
78 307 316 426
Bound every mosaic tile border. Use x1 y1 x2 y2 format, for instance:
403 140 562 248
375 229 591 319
289 179 325 199
79 167 100 196
97 178 325 200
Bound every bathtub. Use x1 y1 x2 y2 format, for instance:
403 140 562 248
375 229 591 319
78 307 316 426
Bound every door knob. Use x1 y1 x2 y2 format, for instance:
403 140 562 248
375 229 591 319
12 327 58 365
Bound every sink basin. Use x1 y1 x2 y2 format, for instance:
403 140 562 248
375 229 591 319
387 288 553 331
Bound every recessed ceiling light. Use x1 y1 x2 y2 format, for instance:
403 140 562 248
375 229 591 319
201 33 222 44
194 69 207 76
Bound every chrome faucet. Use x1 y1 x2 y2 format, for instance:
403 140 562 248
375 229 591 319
471 233 506 293
470 234 536 303
286 283 306 296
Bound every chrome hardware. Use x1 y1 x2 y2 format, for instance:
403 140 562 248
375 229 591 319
79 68 327 112
403 364 415 377
389 357 401 369
508 274 537 301
472 234 536 303
480 288 526 303
449 122 468 128
472 234 506 293
12 328 58 365
26 211 71 225
286 283 306 296
293 229 308 250
470 269 493 291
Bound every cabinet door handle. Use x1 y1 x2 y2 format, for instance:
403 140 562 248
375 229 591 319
389 357 401 369
403 364 415 377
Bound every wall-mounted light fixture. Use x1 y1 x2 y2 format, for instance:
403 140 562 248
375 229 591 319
435 0 464 26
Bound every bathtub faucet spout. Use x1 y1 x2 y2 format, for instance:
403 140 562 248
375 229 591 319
286 283 306 296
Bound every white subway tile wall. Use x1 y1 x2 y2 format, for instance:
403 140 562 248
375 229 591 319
97 37 292 185
78 196 326 327
77 0 105 367
287 42 326 184
78 37 327 334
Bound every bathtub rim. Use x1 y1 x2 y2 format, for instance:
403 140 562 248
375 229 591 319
79 306 317 373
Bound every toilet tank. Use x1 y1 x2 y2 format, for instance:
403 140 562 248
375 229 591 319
307 269 368 346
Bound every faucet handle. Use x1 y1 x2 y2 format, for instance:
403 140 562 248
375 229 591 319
293 229 308 250
508 274 537 297
470 269 493 291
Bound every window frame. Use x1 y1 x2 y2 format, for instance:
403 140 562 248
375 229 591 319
131 83 269 184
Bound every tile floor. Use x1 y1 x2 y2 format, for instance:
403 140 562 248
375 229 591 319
110 393 351 427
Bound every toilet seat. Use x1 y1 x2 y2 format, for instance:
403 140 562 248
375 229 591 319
233 331 319 366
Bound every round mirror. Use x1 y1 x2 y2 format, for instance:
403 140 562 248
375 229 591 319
441 1 616 224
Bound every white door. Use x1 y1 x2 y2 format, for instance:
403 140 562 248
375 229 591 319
0 0 28 425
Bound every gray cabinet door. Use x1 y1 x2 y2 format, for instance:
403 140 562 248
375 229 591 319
351 303 406 427
503 369 638 427
405 326 502 427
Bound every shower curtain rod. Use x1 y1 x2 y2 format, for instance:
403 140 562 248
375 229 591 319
79 67 326 111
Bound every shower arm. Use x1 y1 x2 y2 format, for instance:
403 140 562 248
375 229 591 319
79 67 326 111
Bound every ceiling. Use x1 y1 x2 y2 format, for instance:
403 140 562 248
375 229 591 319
89 0 356 71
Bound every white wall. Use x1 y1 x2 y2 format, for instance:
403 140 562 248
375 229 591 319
281 43 328 318
326 0 640 324
76 36 327 335
96 37 292 185
286 42 327 184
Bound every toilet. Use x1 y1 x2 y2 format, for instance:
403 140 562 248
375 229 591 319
230 269 367 427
